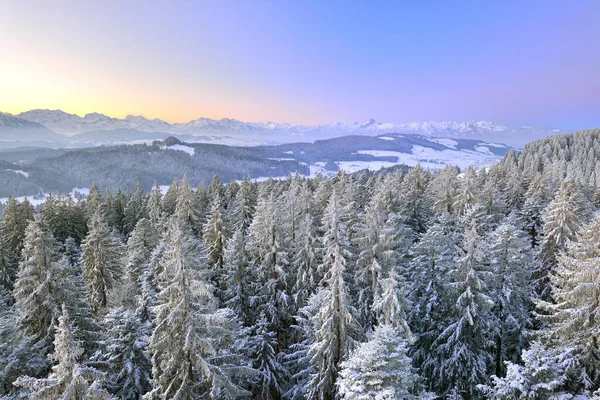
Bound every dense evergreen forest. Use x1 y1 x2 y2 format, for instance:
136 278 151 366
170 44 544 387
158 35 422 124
0 138 308 198
1 129 600 399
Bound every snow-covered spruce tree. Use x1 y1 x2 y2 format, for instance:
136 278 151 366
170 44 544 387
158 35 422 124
139 236 166 309
13 215 62 345
13 216 100 358
224 179 240 213
52 256 100 357
208 174 225 204
14 307 112 400
432 222 495 398
500 150 526 210
336 324 420 400
0 287 32 396
0 236 12 294
42 194 88 245
453 167 479 217
202 192 229 291
537 180 590 299
122 218 159 308
318 188 350 282
161 177 179 217
194 183 211 230
536 215 600 393
284 289 324 400
372 268 411 340
519 174 550 248
103 189 115 230
231 177 256 234
478 171 508 226
123 182 148 237
175 175 201 235
80 210 124 315
246 188 291 345
147 182 164 228
63 237 81 266
480 341 577 400
398 164 430 233
426 165 460 216
248 314 288 400
0 197 34 291
280 174 303 246
353 186 401 331
85 185 104 219
223 227 253 326
145 217 250 399
488 219 534 377
307 242 361 399
290 212 320 311
108 188 126 234
99 303 152 399
408 212 459 389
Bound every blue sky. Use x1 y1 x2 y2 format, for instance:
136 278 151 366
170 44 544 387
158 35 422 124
1 0 599 129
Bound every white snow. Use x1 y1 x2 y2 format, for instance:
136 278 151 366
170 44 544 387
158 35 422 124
6 169 29 177
474 145 493 155
335 160 399 173
482 142 507 148
267 157 295 161
356 150 406 158
283 150 294 154
378 136 395 141
0 187 91 206
427 138 458 149
309 163 329 177
161 144 195 155
353 146 499 170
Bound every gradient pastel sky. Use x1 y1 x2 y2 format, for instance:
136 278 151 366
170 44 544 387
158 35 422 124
1 0 599 128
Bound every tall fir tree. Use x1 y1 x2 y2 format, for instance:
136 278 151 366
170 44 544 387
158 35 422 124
537 215 600 393
100 303 153 399
232 177 256 234
537 180 590 299
408 212 459 389
248 314 288 400
306 243 360 400
1 197 34 290
202 192 229 291
246 188 291 346
14 307 111 400
336 324 420 400
147 182 164 228
487 219 533 377
122 218 159 307
223 228 253 326
146 218 249 399
123 182 148 237
398 164 430 233
175 175 201 235
80 211 124 315
432 223 495 398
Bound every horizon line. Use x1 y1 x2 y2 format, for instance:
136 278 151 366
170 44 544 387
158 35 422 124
5 108 572 130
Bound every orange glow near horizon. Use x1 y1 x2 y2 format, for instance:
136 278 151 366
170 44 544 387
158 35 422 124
0 33 328 125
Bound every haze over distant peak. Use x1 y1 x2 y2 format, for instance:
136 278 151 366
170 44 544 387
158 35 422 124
11 109 569 147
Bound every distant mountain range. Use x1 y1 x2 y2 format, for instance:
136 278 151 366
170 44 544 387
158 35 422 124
0 109 570 148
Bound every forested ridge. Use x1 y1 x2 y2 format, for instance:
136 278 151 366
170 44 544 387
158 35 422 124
1 129 600 399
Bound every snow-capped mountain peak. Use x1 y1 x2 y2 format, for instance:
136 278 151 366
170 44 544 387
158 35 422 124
12 109 569 146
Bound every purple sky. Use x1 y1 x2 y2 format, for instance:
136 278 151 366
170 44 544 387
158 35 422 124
1 0 599 129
